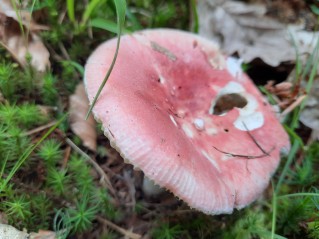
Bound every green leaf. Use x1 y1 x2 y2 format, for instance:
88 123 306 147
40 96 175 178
67 0 75 23
62 60 85 76
81 0 107 26
190 0 199 33
86 0 127 119
90 18 130 34
310 4 319 15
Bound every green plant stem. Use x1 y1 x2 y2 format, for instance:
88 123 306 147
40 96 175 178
0 115 66 193
271 181 277 239
85 0 127 119
190 0 198 33
277 193 319 199
275 140 300 194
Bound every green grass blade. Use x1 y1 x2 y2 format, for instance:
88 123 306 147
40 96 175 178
67 0 75 23
10 0 25 41
86 0 127 119
284 125 304 148
0 115 67 193
275 140 300 194
277 192 319 199
190 0 199 33
126 8 143 30
90 18 131 34
63 60 85 76
0 154 9 179
81 0 107 26
271 180 277 239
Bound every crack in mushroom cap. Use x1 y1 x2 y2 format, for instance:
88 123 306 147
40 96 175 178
84 29 290 215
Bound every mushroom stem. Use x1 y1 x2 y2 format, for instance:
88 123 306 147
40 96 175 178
142 176 164 197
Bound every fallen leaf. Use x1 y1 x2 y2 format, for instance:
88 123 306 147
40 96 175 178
0 224 57 239
30 230 56 239
197 0 319 66
0 224 28 239
69 83 97 151
300 79 319 140
0 1 50 72
0 0 49 31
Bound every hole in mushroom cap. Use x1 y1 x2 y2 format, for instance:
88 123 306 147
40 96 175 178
212 93 248 115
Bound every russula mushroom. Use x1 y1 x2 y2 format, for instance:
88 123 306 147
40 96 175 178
84 29 290 214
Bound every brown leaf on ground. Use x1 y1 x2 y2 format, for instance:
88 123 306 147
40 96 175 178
300 79 319 140
0 224 28 239
0 224 57 239
198 0 319 66
69 83 97 151
30 230 56 239
0 1 50 72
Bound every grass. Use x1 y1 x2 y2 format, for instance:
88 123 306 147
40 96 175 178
0 0 318 238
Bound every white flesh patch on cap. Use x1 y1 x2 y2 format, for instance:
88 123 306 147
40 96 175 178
235 94 264 131
209 82 245 115
159 75 165 84
206 127 218 135
221 154 232 161
234 111 264 131
219 81 245 94
182 123 194 138
193 118 205 131
177 109 186 118
169 114 178 127
208 54 226 70
227 57 243 79
209 82 265 131
201 150 220 171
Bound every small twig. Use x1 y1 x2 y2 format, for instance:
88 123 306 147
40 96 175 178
281 94 307 117
212 146 275 159
65 138 116 196
212 121 275 159
58 42 71 60
62 146 71 169
123 171 136 210
96 216 141 239
23 121 57 136
242 122 269 155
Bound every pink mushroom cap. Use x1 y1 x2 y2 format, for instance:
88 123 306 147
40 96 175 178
84 29 290 214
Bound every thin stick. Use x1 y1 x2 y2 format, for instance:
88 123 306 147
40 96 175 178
65 138 116 196
23 121 57 136
212 146 275 159
212 121 275 159
242 122 269 155
96 216 141 239
281 94 306 117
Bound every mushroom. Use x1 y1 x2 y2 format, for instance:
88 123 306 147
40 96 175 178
84 29 290 214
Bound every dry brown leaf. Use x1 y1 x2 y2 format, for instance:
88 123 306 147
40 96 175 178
0 224 57 239
0 224 28 239
300 79 319 139
198 0 319 66
0 1 50 72
30 230 56 239
69 83 97 151
0 0 49 31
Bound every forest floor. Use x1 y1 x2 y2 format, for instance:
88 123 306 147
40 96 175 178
0 0 319 238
